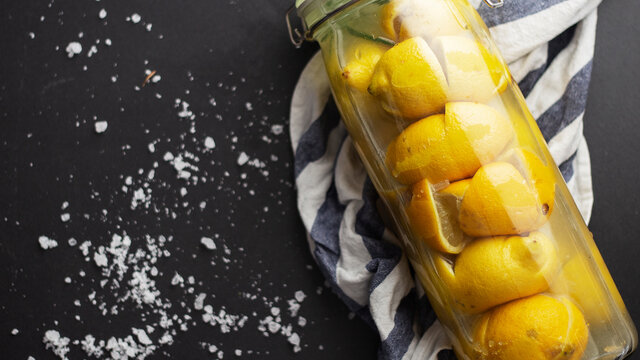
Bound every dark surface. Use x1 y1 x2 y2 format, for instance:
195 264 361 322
0 0 638 359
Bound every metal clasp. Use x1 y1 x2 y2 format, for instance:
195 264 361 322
483 0 504 8
286 5 310 48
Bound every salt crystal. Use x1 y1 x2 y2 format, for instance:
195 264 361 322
204 136 216 149
64 277 72 284
132 328 153 345
171 272 184 286
201 237 216 250
237 152 249 166
194 293 206 310
60 213 70 222
65 41 82 58
61 201 69 210
294 290 306 303
87 45 98 57
271 124 284 135
43 330 70 359
28 32 35 39
98 9 107 19
105 38 112 46
245 102 253 111
93 251 108 267
94 121 108 133
235 349 242 356
131 13 141 23
11 328 19 335
39 235 58 250
298 316 307 327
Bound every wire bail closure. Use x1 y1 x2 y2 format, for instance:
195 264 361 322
287 0 504 47
285 5 309 48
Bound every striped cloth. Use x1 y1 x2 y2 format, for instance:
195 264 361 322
289 0 600 358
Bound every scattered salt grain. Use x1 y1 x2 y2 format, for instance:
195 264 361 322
297 316 307 327
131 13 141 23
60 213 70 222
87 45 98 57
43 330 70 359
94 121 108 133
245 102 253 111
294 290 306 303
98 9 107 19
288 333 301 353
235 349 242 356
171 272 184 286
270 124 284 135
61 201 69 210
39 236 58 250
237 152 249 166
132 328 153 346
65 41 82 58
201 237 216 250
194 293 207 310
11 328 19 335
204 136 216 149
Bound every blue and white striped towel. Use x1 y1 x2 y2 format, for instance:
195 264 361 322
289 0 600 358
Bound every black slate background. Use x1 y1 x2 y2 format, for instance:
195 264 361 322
0 0 638 359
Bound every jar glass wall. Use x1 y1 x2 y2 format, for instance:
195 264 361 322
296 0 637 358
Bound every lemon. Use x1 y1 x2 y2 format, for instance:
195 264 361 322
473 294 589 360
368 37 448 119
435 232 558 313
499 148 556 222
341 42 388 93
459 162 546 237
381 0 465 42
406 178 471 254
386 102 513 185
432 35 507 102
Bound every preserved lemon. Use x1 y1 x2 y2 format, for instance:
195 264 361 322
459 162 547 237
435 232 558 313
368 37 448 119
473 294 589 360
341 42 388 93
386 102 513 185
406 179 471 254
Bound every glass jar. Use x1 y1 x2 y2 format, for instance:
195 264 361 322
288 0 637 359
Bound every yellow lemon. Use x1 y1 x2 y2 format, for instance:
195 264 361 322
459 162 546 237
432 35 507 102
499 148 556 222
473 294 589 360
406 178 471 254
381 0 465 42
368 37 448 119
386 102 513 185
341 42 389 93
435 232 558 313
